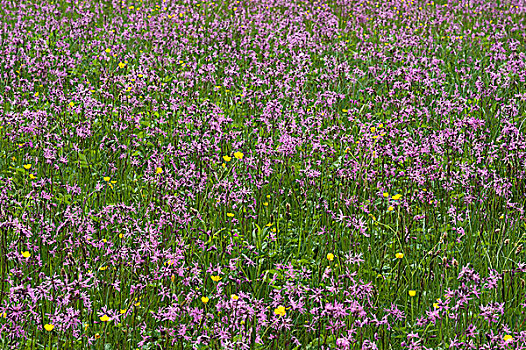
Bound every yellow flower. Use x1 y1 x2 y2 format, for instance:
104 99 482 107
223 155 232 162
387 206 394 211
227 213 234 217
155 167 163 174
231 294 239 301
134 301 140 307
408 290 416 297
105 48 111 53
23 164 31 170
29 174 36 179
201 296 209 304
94 333 101 339
120 309 127 314
263 202 268 206
370 127 376 132
383 192 389 198
44 324 54 331
69 102 75 107
99 266 108 271
326 253 334 261
103 177 110 182
21 251 31 258
274 305 286 317
118 62 126 69
211 275 221 282
395 252 404 259
504 335 513 342
392 194 402 200
433 302 439 309
99 315 110 322
234 151 244 160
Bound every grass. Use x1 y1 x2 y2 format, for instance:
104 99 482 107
0 0 525 348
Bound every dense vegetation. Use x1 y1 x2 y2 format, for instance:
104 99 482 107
1 0 526 348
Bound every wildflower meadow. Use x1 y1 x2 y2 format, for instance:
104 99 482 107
1 0 526 348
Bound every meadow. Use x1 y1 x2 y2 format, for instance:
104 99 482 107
0 0 526 348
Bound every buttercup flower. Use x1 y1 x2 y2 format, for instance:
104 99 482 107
211 275 221 282
274 305 286 317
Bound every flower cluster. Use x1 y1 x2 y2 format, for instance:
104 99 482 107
0 0 525 349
